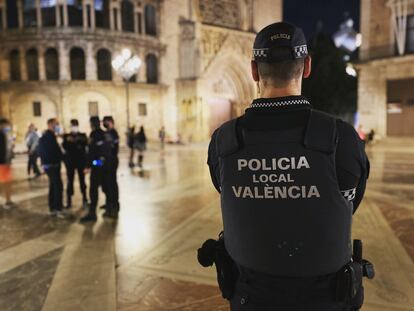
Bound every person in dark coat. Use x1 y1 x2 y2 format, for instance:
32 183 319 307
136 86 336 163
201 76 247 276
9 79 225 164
62 119 88 208
102 116 120 217
38 118 64 217
0 118 15 209
134 126 147 168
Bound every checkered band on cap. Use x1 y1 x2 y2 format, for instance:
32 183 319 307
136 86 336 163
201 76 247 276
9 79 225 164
252 48 269 59
250 99 310 109
341 188 357 201
294 45 308 58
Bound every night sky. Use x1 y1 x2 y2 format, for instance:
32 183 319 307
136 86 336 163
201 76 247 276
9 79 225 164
283 0 360 39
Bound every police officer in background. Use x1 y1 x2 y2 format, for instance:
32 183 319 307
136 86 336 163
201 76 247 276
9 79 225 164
80 116 112 223
102 116 120 217
62 119 88 209
204 22 371 311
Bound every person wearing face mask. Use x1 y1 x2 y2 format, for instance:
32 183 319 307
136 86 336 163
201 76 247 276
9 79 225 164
0 118 15 209
38 118 64 217
102 116 120 218
62 119 88 209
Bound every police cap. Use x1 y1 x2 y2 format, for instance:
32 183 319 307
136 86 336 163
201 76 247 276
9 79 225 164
253 22 308 62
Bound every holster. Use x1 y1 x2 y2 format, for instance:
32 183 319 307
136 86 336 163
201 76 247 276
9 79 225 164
335 239 375 308
197 232 239 300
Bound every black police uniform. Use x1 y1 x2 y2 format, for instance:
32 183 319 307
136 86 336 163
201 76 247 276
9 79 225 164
205 23 370 311
103 124 120 214
83 126 112 220
62 131 88 207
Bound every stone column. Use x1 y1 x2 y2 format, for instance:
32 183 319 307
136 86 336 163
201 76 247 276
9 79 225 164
117 6 122 31
138 49 146 82
19 46 28 81
0 51 10 81
56 2 61 26
90 2 96 29
86 42 97 80
82 0 88 29
58 41 70 80
109 1 114 30
36 0 42 28
63 2 68 27
38 46 46 81
17 0 24 29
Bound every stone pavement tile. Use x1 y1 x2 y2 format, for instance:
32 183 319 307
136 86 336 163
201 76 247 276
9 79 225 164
42 222 116 310
0 247 63 311
117 268 227 311
0 233 62 274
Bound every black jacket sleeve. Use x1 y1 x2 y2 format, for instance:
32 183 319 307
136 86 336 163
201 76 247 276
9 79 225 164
0 133 6 164
207 130 221 193
335 120 370 213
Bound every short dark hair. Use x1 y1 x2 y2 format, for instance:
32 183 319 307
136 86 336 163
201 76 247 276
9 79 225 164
257 47 304 88
70 119 79 126
47 118 57 125
0 118 9 127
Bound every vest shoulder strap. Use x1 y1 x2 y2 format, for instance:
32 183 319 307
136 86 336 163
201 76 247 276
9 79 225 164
304 109 338 153
216 118 240 157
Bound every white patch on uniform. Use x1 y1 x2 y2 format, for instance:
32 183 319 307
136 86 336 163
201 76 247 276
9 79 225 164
341 188 356 201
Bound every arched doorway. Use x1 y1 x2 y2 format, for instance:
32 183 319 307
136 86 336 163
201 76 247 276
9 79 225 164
202 54 255 135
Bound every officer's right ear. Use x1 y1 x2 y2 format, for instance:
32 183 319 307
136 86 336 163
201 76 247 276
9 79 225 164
251 61 260 82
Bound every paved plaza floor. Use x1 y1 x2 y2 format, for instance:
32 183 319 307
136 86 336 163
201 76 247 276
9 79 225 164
0 139 413 311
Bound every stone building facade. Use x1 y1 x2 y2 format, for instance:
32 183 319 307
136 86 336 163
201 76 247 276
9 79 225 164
0 0 282 143
358 0 414 137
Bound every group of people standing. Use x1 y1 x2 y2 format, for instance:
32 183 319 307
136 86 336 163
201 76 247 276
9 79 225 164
36 116 120 222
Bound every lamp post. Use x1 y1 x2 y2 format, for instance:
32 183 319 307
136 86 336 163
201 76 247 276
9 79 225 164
111 49 142 128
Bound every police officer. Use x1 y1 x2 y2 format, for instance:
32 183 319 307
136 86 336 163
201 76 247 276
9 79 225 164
102 116 120 217
80 116 111 223
205 22 371 311
62 119 88 208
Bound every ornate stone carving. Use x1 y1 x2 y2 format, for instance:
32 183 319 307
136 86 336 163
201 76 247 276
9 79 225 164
199 0 240 29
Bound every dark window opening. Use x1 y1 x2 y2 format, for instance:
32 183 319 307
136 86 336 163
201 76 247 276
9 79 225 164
45 48 59 80
0 9 3 30
113 8 118 30
144 5 156 36
406 15 414 53
146 54 158 84
68 0 83 27
86 4 91 27
137 12 142 34
88 101 99 116
9 49 20 81
41 0 56 27
33 101 42 117
59 5 64 26
70 47 86 80
26 48 39 81
23 0 37 27
97 49 112 81
95 0 109 28
138 103 147 116
121 0 134 32
7 0 19 28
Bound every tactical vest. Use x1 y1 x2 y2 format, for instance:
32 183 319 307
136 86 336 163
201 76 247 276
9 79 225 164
216 110 353 277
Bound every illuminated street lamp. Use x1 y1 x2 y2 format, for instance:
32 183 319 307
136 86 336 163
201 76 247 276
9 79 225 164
112 48 142 128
